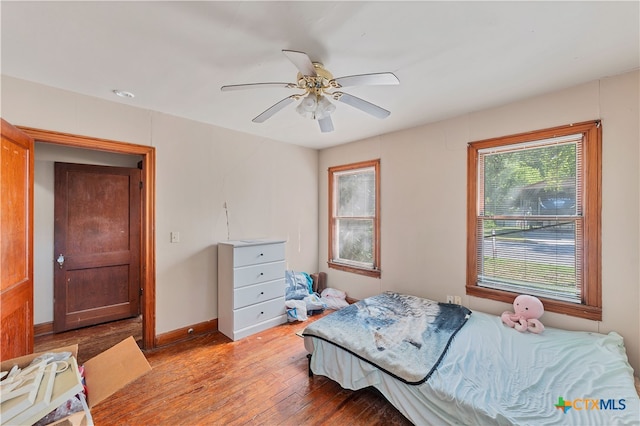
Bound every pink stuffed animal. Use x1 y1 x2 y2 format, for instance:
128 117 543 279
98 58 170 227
501 294 545 334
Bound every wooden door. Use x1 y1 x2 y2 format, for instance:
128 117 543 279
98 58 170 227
0 119 34 360
54 162 141 332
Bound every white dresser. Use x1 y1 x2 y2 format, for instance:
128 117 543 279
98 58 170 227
217 239 287 340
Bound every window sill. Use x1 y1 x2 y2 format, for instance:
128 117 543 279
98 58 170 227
328 261 381 278
465 285 602 321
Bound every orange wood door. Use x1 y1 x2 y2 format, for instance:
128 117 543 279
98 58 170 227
0 119 34 360
54 162 141 332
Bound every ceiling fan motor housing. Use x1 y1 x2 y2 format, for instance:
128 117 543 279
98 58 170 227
297 63 334 95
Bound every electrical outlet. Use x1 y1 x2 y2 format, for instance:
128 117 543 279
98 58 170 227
446 295 454 303
454 296 462 305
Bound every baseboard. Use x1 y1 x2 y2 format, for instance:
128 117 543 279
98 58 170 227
34 321 54 337
155 318 218 347
36 318 218 348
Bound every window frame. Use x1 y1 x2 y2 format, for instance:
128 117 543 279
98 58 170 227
328 159 381 278
466 121 602 321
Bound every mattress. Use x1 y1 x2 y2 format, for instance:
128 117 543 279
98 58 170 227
305 309 640 425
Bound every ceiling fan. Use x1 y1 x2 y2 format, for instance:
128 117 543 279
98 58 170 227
220 50 399 133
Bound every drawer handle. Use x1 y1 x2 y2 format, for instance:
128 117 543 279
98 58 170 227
260 291 264 295
259 272 264 276
260 311 264 315
259 253 264 257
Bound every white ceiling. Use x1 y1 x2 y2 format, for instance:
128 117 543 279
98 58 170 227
2 1 638 150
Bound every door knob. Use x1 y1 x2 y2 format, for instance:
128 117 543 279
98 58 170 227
57 254 65 268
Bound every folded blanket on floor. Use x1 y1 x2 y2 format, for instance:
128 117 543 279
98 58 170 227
303 292 471 384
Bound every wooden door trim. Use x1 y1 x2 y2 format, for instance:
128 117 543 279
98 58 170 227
17 126 156 350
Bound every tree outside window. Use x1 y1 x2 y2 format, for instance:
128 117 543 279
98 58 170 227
467 121 602 320
328 159 380 278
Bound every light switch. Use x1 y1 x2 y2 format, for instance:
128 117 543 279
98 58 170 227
171 231 180 243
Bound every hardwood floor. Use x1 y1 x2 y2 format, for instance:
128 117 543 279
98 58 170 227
34 316 142 364
34 314 412 425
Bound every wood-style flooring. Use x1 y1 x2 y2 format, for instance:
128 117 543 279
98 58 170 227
34 316 143 364
34 314 412 425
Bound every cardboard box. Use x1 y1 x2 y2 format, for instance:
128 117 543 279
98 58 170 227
1 336 151 425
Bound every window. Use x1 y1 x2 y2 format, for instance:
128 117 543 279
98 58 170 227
467 121 601 320
328 159 381 278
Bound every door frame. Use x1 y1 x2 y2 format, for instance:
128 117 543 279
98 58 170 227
18 126 156 350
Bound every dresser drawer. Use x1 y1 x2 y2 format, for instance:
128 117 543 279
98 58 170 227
233 261 285 288
234 279 285 309
233 298 285 331
233 242 284 267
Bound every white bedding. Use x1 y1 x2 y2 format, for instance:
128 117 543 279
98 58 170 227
306 310 640 425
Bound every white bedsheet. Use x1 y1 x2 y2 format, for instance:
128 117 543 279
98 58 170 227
307 310 640 425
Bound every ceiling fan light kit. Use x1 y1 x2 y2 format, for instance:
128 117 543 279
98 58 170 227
296 93 336 120
221 50 399 133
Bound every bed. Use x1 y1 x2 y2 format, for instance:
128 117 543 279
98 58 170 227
302 292 640 425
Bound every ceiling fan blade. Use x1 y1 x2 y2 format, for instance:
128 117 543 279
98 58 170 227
282 50 317 76
318 116 334 133
252 96 296 123
221 82 297 91
333 92 391 119
331 72 400 88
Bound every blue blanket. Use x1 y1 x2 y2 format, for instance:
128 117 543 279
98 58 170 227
302 292 471 384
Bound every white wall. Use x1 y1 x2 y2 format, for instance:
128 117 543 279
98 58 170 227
318 70 640 376
2 75 319 334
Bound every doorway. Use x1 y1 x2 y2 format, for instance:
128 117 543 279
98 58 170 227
19 126 156 350
54 162 142 332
